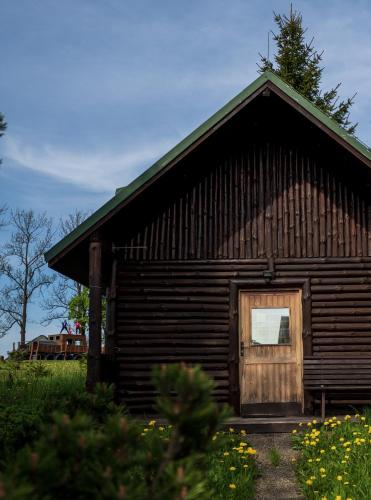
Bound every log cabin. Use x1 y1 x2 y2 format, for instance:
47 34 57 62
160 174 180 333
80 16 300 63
45 71 371 418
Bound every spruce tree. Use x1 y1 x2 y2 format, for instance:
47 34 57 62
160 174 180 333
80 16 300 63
259 6 357 134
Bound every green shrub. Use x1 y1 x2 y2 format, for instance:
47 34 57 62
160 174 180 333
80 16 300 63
0 364 247 499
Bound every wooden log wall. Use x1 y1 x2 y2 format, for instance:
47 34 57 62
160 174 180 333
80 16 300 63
120 142 371 261
115 258 371 412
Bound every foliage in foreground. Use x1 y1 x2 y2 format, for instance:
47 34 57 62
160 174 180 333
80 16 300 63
293 412 371 499
0 362 258 499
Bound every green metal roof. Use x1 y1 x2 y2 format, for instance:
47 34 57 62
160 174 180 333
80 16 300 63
45 70 371 265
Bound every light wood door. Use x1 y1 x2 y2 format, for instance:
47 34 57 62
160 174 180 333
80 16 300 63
240 291 303 416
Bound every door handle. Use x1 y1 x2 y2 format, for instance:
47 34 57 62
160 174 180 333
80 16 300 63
240 341 245 357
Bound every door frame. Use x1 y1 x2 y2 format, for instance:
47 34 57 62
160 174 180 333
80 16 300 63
228 278 311 415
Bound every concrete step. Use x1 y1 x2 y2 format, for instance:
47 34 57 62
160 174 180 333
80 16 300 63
224 416 315 433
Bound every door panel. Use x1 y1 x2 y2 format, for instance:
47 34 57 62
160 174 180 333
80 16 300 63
240 291 303 416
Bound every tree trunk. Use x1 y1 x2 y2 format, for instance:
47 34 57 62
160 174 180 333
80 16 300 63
20 295 27 347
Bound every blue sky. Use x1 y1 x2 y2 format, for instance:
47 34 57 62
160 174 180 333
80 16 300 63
1 0 371 355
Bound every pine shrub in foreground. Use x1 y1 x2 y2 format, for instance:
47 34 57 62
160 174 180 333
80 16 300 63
0 363 258 499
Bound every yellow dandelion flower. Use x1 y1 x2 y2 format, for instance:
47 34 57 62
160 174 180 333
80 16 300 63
320 467 326 473
229 427 235 433
148 420 156 426
243 464 248 468
229 484 236 490
159 427 164 431
337 475 343 481
223 452 230 456
229 466 236 471
246 447 256 455
305 479 313 486
292 429 297 434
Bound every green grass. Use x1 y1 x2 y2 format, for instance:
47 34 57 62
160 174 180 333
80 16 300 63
0 360 86 457
268 447 281 467
292 412 371 499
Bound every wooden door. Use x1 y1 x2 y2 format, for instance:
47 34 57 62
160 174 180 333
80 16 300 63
240 291 303 416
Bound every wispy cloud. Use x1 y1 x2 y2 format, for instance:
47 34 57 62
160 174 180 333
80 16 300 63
3 135 175 193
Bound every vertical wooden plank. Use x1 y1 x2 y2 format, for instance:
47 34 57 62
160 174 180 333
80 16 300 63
288 150 295 256
228 157 234 258
277 147 284 257
232 157 242 259
350 190 356 256
265 143 273 258
197 178 203 259
337 182 345 257
217 163 223 258
325 171 332 256
294 151 301 257
252 147 258 258
331 176 338 257
207 170 213 259
283 152 289 257
190 184 196 258
312 163 319 256
306 159 313 257
300 157 307 257
258 147 265 257
178 194 183 260
246 152 252 258
344 184 350 257
272 145 278 257
361 199 368 256
184 189 189 259
223 162 229 258
356 195 362 256
319 167 326 257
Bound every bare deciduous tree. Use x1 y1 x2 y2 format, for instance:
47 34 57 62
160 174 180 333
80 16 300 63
42 210 89 326
0 205 7 230
0 209 54 344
